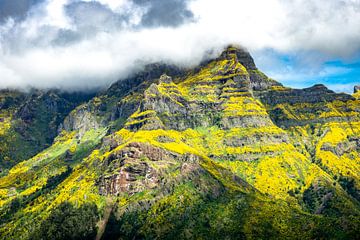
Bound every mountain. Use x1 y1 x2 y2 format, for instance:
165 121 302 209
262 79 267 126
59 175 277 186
0 89 95 170
0 46 359 240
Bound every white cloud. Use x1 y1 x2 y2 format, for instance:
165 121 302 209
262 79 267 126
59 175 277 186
0 0 359 90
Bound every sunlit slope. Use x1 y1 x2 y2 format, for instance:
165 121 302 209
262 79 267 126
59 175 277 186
256 81 360 202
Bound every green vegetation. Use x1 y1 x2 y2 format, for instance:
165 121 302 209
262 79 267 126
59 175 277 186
31 202 99 240
0 90 94 170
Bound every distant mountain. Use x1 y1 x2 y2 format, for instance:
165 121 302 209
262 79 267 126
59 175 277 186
0 46 359 240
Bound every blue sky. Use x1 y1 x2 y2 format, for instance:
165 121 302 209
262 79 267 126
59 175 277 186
0 0 359 92
254 50 360 93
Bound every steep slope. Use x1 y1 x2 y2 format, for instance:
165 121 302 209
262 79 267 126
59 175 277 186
0 46 359 240
0 89 94 171
255 81 360 202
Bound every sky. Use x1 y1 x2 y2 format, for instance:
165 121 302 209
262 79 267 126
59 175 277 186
0 0 359 93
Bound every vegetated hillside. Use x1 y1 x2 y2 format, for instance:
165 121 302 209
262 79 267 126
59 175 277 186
0 46 359 240
0 89 95 171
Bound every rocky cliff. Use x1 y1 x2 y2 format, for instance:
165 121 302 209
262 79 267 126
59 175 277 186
0 46 359 240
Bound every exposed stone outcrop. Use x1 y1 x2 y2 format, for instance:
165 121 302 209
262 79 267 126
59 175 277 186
223 45 282 90
255 84 358 127
320 139 359 157
60 105 100 137
98 142 200 196
224 133 289 147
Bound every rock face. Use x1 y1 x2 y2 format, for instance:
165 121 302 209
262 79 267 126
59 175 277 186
61 105 100 137
255 84 358 127
98 142 200 195
257 84 352 105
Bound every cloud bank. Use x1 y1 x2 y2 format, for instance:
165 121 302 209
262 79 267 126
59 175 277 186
0 0 360 91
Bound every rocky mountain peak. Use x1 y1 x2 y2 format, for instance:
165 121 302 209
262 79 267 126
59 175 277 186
221 45 257 70
218 46 282 91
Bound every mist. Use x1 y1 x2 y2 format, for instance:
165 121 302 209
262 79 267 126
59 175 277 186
0 0 359 91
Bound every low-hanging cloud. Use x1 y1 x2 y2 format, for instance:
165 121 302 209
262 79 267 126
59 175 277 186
0 0 359 91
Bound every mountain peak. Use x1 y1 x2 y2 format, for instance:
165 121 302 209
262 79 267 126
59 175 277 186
221 45 257 70
214 45 282 91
